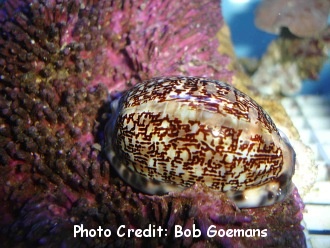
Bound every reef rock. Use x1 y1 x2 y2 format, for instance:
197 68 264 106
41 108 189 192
0 0 306 247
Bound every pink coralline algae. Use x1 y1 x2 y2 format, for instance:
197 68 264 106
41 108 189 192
0 0 306 247
255 0 330 37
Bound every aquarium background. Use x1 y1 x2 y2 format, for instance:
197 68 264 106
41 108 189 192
223 3 330 247
222 0 330 95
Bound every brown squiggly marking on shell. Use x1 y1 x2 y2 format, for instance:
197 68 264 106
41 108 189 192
105 76 296 208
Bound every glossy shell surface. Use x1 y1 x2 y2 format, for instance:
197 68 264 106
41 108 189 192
105 76 296 208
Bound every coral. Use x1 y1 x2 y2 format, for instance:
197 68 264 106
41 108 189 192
255 0 330 38
0 0 306 247
250 41 303 96
253 0 330 95
277 29 330 80
250 28 330 96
